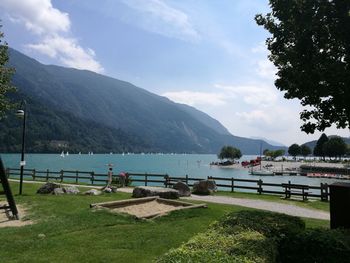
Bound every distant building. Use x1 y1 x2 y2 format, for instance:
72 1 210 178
49 140 69 149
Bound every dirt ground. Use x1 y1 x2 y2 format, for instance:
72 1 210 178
110 200 182 218
0 201 33 228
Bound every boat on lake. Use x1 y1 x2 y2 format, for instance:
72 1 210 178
249 169 274 176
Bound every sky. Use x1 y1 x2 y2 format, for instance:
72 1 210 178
1 0 349 146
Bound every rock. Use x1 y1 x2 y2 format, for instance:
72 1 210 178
53 188 65 195
192 180 217 195
63 186 80 195
132 186 179 199
84 189 102 196
110 186 118 193
103 187 112 193
38 233 46 239
173 181 191 197
37 182 60 194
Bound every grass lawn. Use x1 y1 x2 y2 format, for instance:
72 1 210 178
214 190 330 212
0 182 329 262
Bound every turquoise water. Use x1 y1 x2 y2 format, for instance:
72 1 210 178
0 153 341 194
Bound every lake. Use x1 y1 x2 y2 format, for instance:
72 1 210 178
1 153 341 191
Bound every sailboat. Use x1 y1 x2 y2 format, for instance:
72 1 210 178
66 151 69 156
60 151 65 157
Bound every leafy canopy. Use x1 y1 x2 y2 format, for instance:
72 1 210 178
288 143 301 158
218 145 242 160
0 23 15 118
300 144 312 157
313 133 329 157
263 149 285 159
256 0 350 133
323 136 347 158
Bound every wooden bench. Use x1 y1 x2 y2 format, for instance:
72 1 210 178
282 183 310 201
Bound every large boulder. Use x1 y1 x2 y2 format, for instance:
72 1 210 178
53 188 65 195
84 189 102 196
37 182 60 194
173 181 191 197
192 180 217 195
63 186 80 195
132 186 179 199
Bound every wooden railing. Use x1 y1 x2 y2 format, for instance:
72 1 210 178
6 169 329 201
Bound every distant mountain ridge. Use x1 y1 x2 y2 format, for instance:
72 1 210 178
1 48 285 154
302 136 350 151
250 136 286 147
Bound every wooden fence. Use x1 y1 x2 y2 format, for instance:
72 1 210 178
6 168 329 201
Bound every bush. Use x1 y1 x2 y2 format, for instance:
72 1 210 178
157 229 277 263
279 228 350 263
216 210 305 240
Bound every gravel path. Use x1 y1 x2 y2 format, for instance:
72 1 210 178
184 194 330 220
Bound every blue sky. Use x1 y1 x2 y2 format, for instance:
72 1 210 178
1 0 349 145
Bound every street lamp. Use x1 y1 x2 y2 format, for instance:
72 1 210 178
16 100 27 195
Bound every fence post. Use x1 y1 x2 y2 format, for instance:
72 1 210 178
321 183 329 201
258 179 262 194
6 168 10 178
46 169 49 181
231 178 234 192
32 169 36 181
60 170 64 183
91 172 95 185
164 174 169 188
145 173 148 186
186 174 188 185
76 171 79 184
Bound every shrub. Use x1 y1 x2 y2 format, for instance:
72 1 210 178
279 228 350 263
216 210 305 240
157 228 277 263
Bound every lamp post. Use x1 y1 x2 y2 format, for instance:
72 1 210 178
16 100 27 195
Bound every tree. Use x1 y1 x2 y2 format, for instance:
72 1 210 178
300 145 312 157
313 133 329 160
323 137 347 159
272 149 285 159
263 149 285 160
288 144 301 159
263 149 270 156
256 1 350 133
218 146 242 161
0 23 15 118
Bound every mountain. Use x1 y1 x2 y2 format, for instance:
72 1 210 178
2 48 284 154
250 136 286 147
302 136 350 151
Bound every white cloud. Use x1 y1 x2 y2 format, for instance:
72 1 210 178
256 59 277 79
1 0 103 73
26 35 104 72
162 91 228 106
215 84 278 107
1 0 70 35
121 0 200 42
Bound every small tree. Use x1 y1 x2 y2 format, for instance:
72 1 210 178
300 145 311 158
323 137 347 160
263 149 270 156
272 149 285 159
313 133 329 160
0 23 15 118
218 146 242 161
288 144 301 160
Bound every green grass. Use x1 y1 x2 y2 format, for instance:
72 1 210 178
214 190 330 212
0 182 329 262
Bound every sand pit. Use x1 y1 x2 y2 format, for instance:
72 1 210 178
91 197 207 219
0 201 33 228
